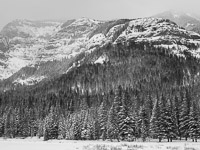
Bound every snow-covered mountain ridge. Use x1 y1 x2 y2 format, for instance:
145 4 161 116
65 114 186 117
154 10 200 34
1 17 200 86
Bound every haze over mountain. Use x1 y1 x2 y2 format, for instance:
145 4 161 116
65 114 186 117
154 10 200 34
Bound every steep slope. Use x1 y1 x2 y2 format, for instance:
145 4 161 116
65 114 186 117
1 17 200 88
0 18 102 85
0 20 63 80
154 10 200 34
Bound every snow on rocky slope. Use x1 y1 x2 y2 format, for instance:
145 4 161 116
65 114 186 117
154 10 200 34
0 20 63 80
1 17 200 86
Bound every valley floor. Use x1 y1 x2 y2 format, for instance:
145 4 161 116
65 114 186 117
1 138 200 150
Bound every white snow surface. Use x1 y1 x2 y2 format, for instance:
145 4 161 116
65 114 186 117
0 138 200 150
87 33 106 49
94 55 108 64
13 76 46 85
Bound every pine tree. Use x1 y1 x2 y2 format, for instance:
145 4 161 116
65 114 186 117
188 103 200 142
58 115 66 139
0 117 3 137
107 105 119 141
173 95 181 140
37 119 44 138
118 99 135 141
149 98 165 142
162 99 176 142
44 107 58 140
73 120 81 140
107 86 123 142
149 98 159 139
180 92 190 141
91 119 100 140
98 100 107 140
139 106 149 142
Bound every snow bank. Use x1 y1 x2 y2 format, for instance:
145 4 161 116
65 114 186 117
0 138 200 150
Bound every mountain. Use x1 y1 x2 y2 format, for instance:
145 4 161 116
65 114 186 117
2 18 100 84
2 17 200 141
153 10 200 34
1 17 200 89
0 19 64 80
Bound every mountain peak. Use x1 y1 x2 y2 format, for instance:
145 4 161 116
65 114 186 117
154 10 200 34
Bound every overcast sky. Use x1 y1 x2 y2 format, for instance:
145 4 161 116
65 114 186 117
0 0 200 30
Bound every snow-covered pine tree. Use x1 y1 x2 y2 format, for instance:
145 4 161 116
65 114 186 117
91 119 100 140
188 102 200 142
12 108 20 137
37 119 44 138
162 99 176 142
118 99 135 141
107 86 123 142
149 97 166 142
0 117 3 136
179 91 190 141
73 120 81 140
121 88 131 114
107 105 119 141
65 114 75 140
149 97 159 139
173 95 181 140
44 107 58 140
81 110 89 140
98 100 107 140
139 106 149 142
58 114 66 139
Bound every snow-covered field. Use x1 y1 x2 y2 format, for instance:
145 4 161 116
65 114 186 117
1 138 200 150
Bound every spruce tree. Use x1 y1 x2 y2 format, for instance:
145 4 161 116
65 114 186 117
139 106 149 142
58 115 66 139
118 94 135 141
162 99 176 142
0 117 3 137
188 103 200 142
173 95 181 140
107 86 123 141
149 98 165 142
98 100 107 140
44 107 58 140
107 105 119 141
180 92 190 141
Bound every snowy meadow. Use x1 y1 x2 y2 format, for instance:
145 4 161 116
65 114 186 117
1 138 200 150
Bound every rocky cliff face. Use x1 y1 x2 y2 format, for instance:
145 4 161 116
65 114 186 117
1 17 200 87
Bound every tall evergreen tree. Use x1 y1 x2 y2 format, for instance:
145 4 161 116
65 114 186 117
150 98 166 142
98 100 107 140
107 105 119 141
58 115 66 139
118 90 135 141
173 95 181 140
139 106 149 142
44 107 58 140
188 102 200 142
162 99 176 142
180 91 190 141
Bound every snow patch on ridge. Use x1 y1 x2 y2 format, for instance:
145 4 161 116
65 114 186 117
94 55 108 64
14 76 46 85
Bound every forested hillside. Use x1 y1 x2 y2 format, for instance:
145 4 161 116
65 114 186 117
1 37 200 142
